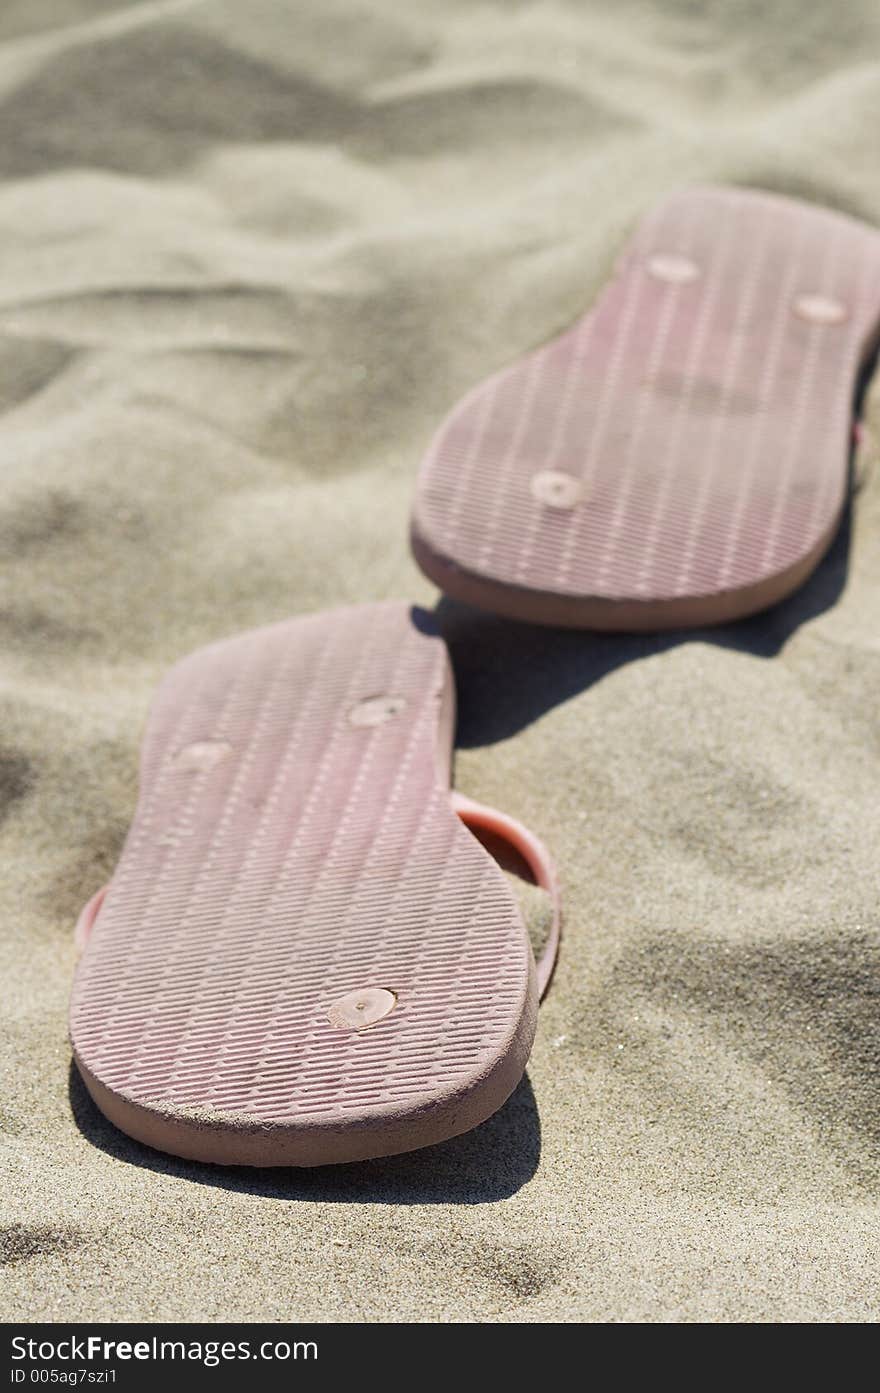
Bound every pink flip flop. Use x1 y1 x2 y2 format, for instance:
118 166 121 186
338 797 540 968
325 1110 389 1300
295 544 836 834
412 185 880 629
70 603 559 1167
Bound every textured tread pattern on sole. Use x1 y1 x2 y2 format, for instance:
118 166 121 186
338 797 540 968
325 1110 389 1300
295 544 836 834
69 604 534 1159
413 186 880 616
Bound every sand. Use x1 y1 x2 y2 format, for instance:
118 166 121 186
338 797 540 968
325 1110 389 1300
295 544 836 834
2 0 880 1323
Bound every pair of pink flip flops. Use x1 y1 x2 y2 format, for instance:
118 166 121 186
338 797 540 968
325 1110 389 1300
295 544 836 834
70 187 880 1167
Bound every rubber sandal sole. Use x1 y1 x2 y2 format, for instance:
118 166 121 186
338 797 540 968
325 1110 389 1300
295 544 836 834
412 185 880 630
70 602 557 1167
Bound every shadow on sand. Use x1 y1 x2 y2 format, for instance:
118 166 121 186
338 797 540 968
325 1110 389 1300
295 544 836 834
439 492 854 749
68 1062 542 1205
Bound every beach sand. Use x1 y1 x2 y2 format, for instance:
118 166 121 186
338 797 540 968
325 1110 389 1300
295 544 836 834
2 0 880 1322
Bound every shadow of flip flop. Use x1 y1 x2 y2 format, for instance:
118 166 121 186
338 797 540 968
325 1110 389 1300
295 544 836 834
68 1061 542 1205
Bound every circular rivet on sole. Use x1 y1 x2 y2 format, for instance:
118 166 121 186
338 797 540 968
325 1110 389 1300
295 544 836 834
174 740 233 772
530 470 584 509
646 252 701 285
327 987 397 1031
793 293 848 325
348 695 407 727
